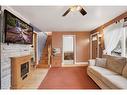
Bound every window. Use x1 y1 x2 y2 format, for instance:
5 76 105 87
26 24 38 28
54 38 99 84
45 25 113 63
111 20 127 57
104 19 127 57
123 18 127 57
112 39 122 56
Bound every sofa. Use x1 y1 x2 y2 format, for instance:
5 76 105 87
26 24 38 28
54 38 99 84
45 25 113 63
87 55 127 89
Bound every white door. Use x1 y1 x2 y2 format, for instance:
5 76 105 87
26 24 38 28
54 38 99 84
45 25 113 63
62 35 75 64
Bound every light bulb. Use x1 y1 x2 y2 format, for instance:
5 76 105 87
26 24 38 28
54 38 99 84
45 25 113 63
76 6 82 11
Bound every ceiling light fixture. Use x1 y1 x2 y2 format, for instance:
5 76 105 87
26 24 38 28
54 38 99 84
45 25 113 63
62 5 87 16
70 6 82 11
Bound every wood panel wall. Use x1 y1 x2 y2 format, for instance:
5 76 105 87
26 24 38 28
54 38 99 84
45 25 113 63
51 32 90 67
75 32 90 62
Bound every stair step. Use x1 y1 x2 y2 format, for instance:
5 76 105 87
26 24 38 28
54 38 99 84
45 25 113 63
37 64 49 68
42 56 48 58
42 54 48 56
42 51 48 53
41 57 48 59
40 59 48 62
42 53 48 55
38 35 52 68
41 61 48 64
42 50 47 52
41 56 48 58
41 59 48 61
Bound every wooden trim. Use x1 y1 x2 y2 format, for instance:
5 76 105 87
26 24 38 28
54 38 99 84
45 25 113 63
62 35 76 65
90 32 100 59
91 11 127 34
104 11 127 28
33 32 37 66
90 11 127 51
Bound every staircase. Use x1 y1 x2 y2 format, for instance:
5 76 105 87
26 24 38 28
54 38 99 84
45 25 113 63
37 35 52 68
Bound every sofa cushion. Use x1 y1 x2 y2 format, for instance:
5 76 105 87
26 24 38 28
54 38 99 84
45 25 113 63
107 56 126 74
87 66 118 79
102 54 110 59
88 59 96 66
122 58 127 78
95 58 107 68
101 74 127 89
87 66 102 79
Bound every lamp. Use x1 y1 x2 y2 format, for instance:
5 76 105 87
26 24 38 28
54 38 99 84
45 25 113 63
98 34 102 38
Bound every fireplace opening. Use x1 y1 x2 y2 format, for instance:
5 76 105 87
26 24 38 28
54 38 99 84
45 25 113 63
21 62 29 78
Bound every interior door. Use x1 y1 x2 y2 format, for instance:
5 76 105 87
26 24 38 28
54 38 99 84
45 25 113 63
92 37 98 59
62 35 75 64
90 33 100 59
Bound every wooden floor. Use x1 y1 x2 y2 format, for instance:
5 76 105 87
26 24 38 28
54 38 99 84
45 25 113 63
39 66 100 89
20 63 88 89
20 68 48 89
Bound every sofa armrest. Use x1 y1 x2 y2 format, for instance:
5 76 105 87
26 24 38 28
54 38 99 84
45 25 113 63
88 59 96 66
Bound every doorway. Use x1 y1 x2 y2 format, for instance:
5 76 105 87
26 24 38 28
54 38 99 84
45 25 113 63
62 35 76 65
90 32 101 59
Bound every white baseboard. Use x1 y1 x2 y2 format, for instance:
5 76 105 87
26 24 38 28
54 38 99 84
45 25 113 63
62 62 88 67
75 62 88 64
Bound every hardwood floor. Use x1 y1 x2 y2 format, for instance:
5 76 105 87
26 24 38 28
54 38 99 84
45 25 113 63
19 63 88 89
38 66 100 89
20 68 48 89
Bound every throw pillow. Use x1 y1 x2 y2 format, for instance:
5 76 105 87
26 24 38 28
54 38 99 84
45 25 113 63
122 58 127 78
107 56 126 74
95 58 107 68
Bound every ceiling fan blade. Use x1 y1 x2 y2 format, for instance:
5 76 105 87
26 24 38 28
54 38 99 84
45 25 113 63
62 8 71 16
80 8 87 16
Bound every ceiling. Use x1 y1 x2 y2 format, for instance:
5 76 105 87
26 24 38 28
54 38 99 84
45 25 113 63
11 6 127 32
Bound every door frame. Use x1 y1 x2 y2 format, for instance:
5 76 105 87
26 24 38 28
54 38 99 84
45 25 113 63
62 35 76 65
90 32 100 59
33 32 38 66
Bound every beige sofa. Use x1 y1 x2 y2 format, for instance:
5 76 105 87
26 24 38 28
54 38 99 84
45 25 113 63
87 55 127 89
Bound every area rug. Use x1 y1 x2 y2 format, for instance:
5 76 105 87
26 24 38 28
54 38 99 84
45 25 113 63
38 66 100 89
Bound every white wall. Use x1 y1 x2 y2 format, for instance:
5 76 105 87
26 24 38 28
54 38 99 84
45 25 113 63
0 6 34 89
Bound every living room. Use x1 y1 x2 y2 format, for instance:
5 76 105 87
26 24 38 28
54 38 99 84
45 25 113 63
0 0 127 95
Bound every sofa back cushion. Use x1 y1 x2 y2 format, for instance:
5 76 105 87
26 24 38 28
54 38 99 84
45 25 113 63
106 56 126 74
122 58 127 78
102 54 110 59
95 58 107 68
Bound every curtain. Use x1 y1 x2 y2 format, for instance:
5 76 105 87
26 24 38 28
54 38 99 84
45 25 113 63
103 21 124 55
126 27 127 57
123 21 127 57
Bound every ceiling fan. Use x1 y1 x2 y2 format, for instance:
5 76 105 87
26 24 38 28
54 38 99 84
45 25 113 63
62 6 87 17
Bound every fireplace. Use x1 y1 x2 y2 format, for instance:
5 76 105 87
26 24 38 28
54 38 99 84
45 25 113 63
21 62 29 78
11 55 32 88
